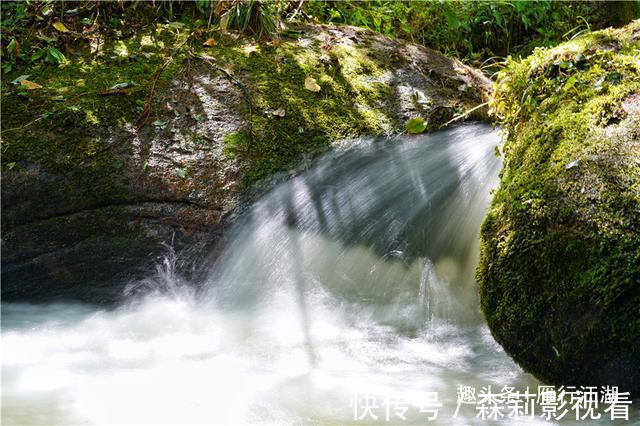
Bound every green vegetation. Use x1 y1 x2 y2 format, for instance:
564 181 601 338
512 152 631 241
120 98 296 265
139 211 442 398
305 1 639 64
477 21 640 392
4 1 638 76
1 4 487 189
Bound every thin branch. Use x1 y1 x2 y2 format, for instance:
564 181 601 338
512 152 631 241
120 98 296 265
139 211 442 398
288 0 306 22
1 115 47 135
439 101 490 128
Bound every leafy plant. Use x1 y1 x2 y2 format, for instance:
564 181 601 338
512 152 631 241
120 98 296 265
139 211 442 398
31 46 66 65
406 117 426 134
301 1 638 63
217 0 277 39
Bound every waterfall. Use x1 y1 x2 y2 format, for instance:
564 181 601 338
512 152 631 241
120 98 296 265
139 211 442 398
4 123 594 425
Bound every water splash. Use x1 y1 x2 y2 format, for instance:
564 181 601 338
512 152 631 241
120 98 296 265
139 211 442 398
6 123 627 425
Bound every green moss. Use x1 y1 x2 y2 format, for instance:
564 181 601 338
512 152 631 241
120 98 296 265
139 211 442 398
478 22 640 391
3 21 484 199
1 26 193 222
222 131 249 159
190 34 403 184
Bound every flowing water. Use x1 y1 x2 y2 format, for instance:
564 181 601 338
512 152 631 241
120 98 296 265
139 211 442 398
2 124 634 425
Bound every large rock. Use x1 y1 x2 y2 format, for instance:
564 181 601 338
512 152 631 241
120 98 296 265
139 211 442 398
478 21 640 393
1 24 491 303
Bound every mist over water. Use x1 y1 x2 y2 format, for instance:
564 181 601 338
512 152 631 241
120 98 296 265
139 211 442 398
5 123 625 425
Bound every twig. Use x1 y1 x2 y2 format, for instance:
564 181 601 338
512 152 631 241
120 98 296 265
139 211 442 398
0 115 47 135
1 91 89 136
195 54 254 146
288 0 306 22
439 101 490 128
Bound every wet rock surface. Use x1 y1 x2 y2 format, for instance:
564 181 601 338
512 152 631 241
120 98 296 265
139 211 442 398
2 24 491 302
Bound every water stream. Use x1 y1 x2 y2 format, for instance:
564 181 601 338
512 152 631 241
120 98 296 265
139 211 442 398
3 123 632 424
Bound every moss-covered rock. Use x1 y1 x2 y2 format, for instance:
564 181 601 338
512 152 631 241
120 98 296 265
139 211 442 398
2 23 490 302
478 21 640 393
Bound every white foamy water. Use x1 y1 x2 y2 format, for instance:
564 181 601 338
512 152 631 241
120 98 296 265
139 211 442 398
3 124 634 424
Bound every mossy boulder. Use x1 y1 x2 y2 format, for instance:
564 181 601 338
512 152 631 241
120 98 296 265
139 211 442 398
2 23 490 302
478 21 640 393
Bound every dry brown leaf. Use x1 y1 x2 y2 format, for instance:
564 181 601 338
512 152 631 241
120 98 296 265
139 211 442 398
20 80 43 90
54 21 69 33
223 63 234 76
304 77 321 93
203 38 216 47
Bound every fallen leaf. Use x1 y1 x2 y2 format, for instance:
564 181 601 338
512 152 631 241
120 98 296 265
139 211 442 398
223 63 234 76
203 38 216 47
109 81 138 89
242 44 258 56
565 160 580 170
304 77 321 92
176 168 187 178
54 21 70 33
272 107 286 117
10 75 30 85
153 120 168 129
405 117 426 134
20 80 43 90
268 39 281 47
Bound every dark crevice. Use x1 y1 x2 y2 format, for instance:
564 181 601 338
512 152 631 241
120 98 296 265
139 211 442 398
9 198 215 228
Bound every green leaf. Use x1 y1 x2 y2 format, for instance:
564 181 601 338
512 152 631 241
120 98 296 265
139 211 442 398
53 21 70 33
7 38 17 55
563 75 577 91
6 162 16 170
31 48 46 62
406 117 427 134
46 47 66 64
176 168 186 178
